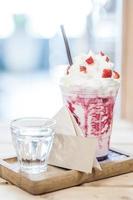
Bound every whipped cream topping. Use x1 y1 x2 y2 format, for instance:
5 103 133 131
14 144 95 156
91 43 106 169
60 51 120 94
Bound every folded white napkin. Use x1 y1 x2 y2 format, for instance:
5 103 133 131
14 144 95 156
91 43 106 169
48 106 101 173
53 106 76 136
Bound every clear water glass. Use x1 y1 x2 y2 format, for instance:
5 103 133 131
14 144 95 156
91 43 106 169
11 117 55 174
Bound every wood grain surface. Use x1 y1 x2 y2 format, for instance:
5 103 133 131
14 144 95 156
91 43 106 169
0 149 132 195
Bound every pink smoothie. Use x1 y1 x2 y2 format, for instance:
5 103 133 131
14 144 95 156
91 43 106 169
62 92 117 159
60 51 120 160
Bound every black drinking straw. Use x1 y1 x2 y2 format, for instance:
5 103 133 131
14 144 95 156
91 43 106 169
60 25 73 66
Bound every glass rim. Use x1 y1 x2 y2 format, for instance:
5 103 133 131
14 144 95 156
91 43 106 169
10 117 56 131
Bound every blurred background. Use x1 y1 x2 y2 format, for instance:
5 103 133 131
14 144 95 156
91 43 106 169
0 0 123 121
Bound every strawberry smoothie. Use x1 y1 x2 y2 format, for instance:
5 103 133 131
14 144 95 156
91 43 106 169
60 51 120 160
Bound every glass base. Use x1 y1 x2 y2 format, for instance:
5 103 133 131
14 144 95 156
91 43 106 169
97 154 108 161
20 164 47 174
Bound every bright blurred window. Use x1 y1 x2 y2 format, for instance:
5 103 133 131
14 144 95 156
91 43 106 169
0 0 122 120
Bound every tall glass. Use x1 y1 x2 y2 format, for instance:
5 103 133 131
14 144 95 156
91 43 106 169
11 117 55 174
61 86 119 161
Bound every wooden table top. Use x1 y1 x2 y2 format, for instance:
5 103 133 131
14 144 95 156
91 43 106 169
0 121 133 200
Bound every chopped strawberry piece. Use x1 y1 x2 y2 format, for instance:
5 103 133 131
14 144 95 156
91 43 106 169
100 51 104 56
86 56 94 64
113 70 120 79
80 66 87 73
66 66 70 75
102 69 112 78
106 56 109 62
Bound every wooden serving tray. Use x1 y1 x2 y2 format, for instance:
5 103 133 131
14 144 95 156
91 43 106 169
0 149 133 195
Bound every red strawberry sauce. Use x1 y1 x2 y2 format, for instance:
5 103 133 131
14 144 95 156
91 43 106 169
66 95 115 138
